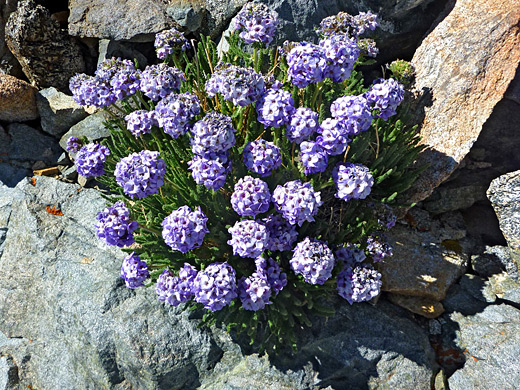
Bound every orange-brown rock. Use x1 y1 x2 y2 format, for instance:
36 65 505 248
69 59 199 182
0 74 39 122
406 0 520 205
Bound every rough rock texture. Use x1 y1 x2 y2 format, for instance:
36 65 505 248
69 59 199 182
448 305 520 390
5 0 85 91
0 177 438 390
387 293 445 318
377 224 467 301
36 87 89 137
487 272 520 305
68 0 246 41
487 170 520 268
406 0 520 206
471 245 517 278
0 0 23 76
0 124 62 187
59 111 110 153
0 74 38 122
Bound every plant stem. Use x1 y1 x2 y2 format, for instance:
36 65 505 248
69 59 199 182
138 224 161 236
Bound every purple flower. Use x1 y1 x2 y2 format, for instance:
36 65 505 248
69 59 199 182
227 220 269 258
337 265 382 304
69 73 116 108
114 150 166 199
320 34 360 83
330 95 372 135
290 237 335 285
376 204 396 229
234 2 279 45
243 139 281 177
358 38 379 58
155 264 198 306
75 143 110 177
154 27 191 59
286 107 319 143
191 112 236 155
239 270 272 311
256 83 295 128
365 78 405 120
188 152 231 191
317 118 350 156
120 252 149 289
95 201 138 247
262 214 298 252
333 162 374 201
231 176 271 217
205 63 265 107
125 110 158 137
366 234 393 262
155 92 201 139
139 64 185 101
66 136 83 153
335 243 366 267
316 12 355 38
192 262 238 311
272 180 322 226
286 42 327 88
162 206 209 253
352 11 378 36
255 256 287 295
95 58 141 100
300 141 328 175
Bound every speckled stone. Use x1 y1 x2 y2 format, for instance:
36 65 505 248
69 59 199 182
0 74 39 122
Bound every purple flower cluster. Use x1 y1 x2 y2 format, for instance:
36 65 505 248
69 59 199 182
188 152 232 191
234 2 279 45
376 204 396 229
317 118 350 156
156 264 198 306
335 243 366 267
337 265 382 304
358 38 379 58
317 11 378 38
154 27 191 59
320 34 360 83
95 58 140 100
191 112 236 155
256 82 295 128
352 11 378 36
95 201 138 247
300 141 328 175
125 110 157 137
231 176 271 217
365 78 405 120
239 269 272 311
263 214 298 252
192 262 238 311
256 256 287 295
286 42 326 88
120 252 149 289
75 143 110 177
227 220 269 258
66 136 83 153
333 162 374 201
206 64 265 107
114 150 166 199
162 206 209 253
139 64 185 101
272 180 322 226
286 107 318 144
330 95 372 135
290 237 335 285
155 93 201 138
69 74 116 108
243 139 281 177
366 234 393 262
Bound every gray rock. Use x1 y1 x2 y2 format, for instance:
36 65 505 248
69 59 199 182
471 245 517 278
423 184 488 215
377 223 468 301
487 170 520 269
448 305 520 390
36 87 89 137
0 74 39 122
59 112 111 152
98 39 149 69
0 0 23 77
5 0 85 91
404 0 520 208
487 272 520 305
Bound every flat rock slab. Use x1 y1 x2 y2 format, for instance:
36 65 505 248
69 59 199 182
377 224 467 301
448 305 520 390
0 74 39 122
406 0 520 205
487 170 520 268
